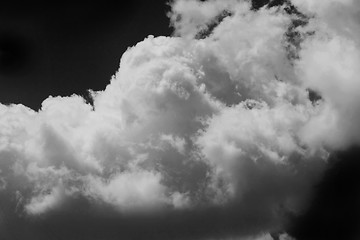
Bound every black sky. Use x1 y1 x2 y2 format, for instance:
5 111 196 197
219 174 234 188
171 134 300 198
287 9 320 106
0 1 172 110
0 1 359 240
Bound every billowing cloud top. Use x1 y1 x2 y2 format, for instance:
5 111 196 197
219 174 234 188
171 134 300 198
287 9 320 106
1 0 360 239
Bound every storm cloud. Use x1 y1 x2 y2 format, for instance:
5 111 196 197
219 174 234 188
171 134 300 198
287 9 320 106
1 0 360 239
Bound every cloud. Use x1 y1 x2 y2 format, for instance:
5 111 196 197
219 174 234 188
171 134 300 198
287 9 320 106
291 0 360 150
0 0 359 239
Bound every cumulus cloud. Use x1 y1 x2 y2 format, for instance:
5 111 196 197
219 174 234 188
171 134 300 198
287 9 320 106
291 0 360 150
0 0 359 239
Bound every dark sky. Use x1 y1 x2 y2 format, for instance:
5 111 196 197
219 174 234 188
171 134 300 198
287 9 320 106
0 1 359 240
288 148 360 240
0 1 172 110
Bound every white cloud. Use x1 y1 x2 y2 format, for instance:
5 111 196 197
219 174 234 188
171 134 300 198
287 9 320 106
1 0 360 239
169 0 244 39
84 170 172 212
25 184 66 215
292 0 360 150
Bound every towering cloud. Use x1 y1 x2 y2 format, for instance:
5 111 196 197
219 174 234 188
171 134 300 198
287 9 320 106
0 0 359 239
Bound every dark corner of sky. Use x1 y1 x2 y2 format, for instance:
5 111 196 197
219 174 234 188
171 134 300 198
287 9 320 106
0 1 172 110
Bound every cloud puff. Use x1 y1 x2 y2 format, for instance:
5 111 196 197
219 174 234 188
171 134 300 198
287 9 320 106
1 0 359 239
291 0 360 150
